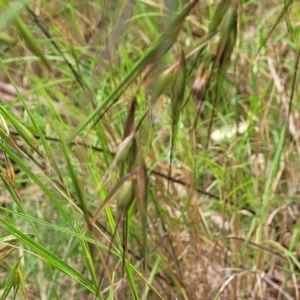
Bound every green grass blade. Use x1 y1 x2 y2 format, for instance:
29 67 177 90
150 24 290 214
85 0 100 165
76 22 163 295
0 219 100 298
0 207 120 257
141 256 161 300
0 140 74 227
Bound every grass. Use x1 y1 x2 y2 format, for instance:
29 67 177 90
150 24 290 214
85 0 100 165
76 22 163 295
0 0 299 299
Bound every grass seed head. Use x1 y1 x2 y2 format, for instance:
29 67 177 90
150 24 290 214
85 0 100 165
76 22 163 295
117 179 135 212
151 67 175 103
191 62 211 102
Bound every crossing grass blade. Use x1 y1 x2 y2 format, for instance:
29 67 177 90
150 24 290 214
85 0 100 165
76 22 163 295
0 61 64 183
68 0 199 142
56 128 91 229
0 206 120 257
204 1 238 145
0 59 52 169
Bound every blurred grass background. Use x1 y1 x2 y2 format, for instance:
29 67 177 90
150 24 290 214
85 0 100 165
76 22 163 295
0 0 299 299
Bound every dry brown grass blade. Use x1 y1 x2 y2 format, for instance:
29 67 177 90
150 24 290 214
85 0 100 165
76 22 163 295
123 98 137 140
123 98 138 171
4 152 15 186
191 61 211 103
191 55 213 130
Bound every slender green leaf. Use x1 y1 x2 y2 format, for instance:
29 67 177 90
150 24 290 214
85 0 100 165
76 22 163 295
0 219 100 297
